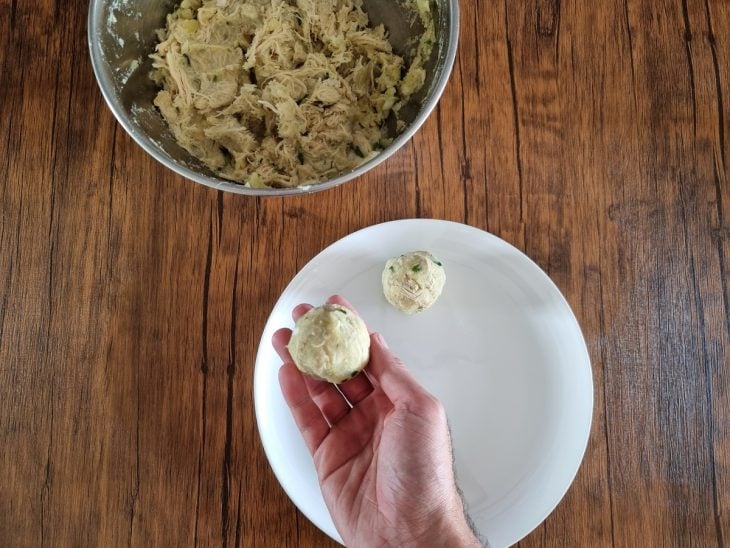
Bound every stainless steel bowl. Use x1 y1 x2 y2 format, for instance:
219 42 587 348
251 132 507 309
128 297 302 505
88 0 459 196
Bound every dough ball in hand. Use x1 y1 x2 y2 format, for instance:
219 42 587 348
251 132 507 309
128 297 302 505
288 304 370 384
382 251 446 314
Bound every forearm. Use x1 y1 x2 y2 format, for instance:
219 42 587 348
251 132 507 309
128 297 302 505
347 503 481 548
397 496 482 547
428 499 482 547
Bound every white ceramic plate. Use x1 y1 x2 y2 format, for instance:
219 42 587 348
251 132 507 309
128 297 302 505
254 219 593 547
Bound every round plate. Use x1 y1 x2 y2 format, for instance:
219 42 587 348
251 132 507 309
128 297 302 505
254 219 593 547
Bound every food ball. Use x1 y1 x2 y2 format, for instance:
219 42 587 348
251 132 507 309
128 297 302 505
382 251 446 314
288 304 370 384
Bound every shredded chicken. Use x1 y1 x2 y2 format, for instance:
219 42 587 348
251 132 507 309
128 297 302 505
150 0 432 188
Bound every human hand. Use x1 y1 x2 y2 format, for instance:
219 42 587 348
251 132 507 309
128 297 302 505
272 295 481 547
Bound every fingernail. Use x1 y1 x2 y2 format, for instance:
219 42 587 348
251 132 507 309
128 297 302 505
376 333 389 348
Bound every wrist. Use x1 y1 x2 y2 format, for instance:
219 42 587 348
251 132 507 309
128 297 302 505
421 496 481 547
433 512 481 547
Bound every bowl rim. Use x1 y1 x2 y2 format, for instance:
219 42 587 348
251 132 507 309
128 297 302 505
87 0 460 197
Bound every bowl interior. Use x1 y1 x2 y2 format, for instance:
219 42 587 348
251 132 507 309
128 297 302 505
89 0 456 194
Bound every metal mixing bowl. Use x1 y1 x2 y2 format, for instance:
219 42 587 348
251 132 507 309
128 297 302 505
88 0 459 196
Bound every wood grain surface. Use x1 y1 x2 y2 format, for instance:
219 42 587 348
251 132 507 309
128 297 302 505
1 0 729 546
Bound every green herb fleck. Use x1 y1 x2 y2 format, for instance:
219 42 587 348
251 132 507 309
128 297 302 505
212 74 218 82
389 265 395 272
373 140 385 151
182 53 191 65
297 151 305 164
435 260 442 266
336 308 347 314
352 145 365 158
412 264 422 272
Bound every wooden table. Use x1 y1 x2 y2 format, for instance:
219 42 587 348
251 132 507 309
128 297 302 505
1 0 728 546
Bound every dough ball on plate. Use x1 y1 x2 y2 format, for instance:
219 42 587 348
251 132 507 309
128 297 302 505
288 304 370 384
382 250 445 314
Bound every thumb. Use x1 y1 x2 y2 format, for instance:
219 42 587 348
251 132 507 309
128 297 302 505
365 333 430 404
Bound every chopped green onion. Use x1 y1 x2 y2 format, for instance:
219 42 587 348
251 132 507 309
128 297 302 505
435 260 442 266
412 264 422 272
336 308 347 314
297 152 305 164
352 145 365 158
389 265 395 272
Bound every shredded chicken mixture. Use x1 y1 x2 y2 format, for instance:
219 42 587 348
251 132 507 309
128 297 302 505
150 0 433 188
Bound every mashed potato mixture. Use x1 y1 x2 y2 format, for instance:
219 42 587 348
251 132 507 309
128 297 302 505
150 0 433 188
288 304 371 383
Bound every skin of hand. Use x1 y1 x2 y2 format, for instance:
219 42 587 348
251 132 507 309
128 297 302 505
272 295 481 548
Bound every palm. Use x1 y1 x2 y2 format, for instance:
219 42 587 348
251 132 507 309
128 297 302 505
315 392 452 544
315 393 393 534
